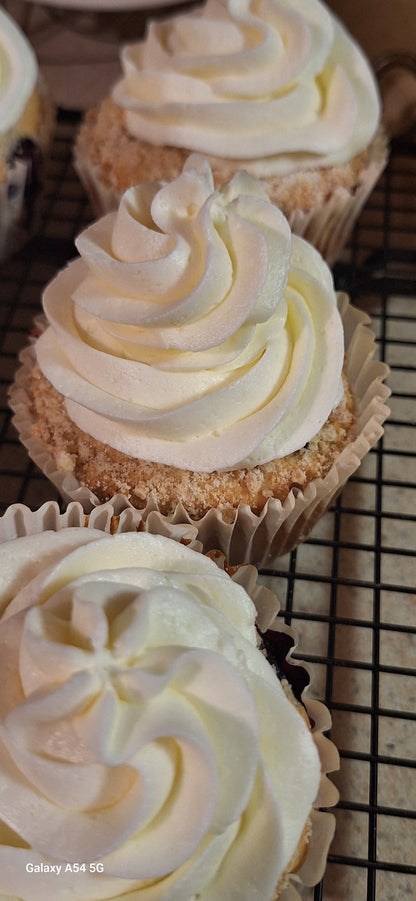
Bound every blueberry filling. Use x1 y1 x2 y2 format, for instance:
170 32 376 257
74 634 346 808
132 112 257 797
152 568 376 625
7 138 42 225
260 627 310 705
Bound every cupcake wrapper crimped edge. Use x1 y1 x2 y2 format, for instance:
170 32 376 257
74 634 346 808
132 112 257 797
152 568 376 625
0 498 201 549
279 127 388 266
74 151 122 218
0 501 339 899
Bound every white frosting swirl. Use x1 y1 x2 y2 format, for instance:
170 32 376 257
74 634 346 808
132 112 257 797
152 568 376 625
36 154 344 473
112 0 380 175
0 7 37 137
0 529 321 901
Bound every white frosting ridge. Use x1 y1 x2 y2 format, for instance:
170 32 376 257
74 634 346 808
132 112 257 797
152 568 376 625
36 154 344 473
0 7 37 136
0 530 321 900
112 0 380 174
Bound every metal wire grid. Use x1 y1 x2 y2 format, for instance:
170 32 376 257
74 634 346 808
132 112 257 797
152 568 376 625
260 135 416 899
0 113 415 900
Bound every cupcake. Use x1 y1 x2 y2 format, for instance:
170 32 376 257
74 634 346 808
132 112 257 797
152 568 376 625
10 155 390 564
74 0 388 264
0 7 55 262
0 505 338 901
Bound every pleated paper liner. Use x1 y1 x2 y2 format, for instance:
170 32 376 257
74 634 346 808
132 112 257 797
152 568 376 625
10 295 390 567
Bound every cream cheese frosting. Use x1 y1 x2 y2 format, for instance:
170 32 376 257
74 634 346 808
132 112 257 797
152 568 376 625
35 154 344 473
0 7 37 143
112 0 381 176
0 529 321 901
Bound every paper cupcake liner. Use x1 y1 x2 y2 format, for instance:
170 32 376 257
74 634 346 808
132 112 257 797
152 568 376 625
0 501 277 633
260 620 339 898
273 127 389 267
73 150 121 218
0 500 339 899
0 497 202 551
9 295 390 567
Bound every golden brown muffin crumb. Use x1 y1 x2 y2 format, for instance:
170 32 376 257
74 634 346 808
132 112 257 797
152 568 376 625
28 365 355 521
75 96 373 215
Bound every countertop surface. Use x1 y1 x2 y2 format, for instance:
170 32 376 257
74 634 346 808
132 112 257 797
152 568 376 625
1 11 416 896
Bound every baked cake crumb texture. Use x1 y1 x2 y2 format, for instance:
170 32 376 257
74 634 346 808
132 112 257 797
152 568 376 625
29 365 355 521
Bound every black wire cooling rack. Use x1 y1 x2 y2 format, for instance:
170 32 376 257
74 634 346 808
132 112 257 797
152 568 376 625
0 111 415 901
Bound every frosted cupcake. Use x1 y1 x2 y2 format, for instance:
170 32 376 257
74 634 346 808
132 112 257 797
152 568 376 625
74 0 388 264
0 510 338 901
11 155 390 564
0 7 55 262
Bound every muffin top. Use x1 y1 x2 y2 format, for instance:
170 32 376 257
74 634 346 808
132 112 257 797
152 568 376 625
0 528 321 900
36 154 344 473
112 0 381 175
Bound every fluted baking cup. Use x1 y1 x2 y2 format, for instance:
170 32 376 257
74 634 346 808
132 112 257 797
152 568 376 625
9 295 390 567
259 620 339 897
0 498 201 547
0 501 339 899
73 149 121 218
275 127 388 266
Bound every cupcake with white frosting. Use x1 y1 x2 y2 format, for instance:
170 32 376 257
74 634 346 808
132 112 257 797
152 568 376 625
11 154 390 564
74 0 388 264
0 506 339 901
0 7 55 262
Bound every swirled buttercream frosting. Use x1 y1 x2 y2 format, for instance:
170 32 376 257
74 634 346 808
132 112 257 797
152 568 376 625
0 7 37 139
112 0 380 175
35 154 344 473
0 529 321 900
